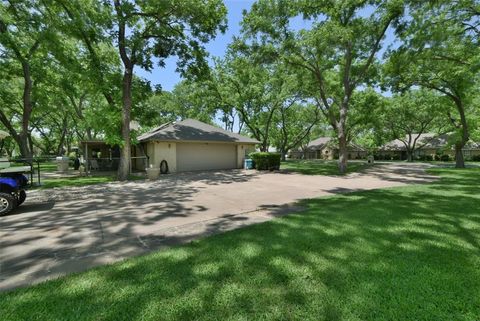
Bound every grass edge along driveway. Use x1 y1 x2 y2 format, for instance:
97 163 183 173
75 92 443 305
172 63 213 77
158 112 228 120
281 159 370 175
1 168 479 321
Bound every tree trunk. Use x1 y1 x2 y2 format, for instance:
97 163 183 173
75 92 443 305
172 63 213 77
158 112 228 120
406 149 413 162
17 133 31 159
56 115 69 156
337 103 348 174
20 61 33 158
338 135 348 173
453 98 468 168
117 67 133 181
455 143 465 168
260 143 268 152
115 0 133 181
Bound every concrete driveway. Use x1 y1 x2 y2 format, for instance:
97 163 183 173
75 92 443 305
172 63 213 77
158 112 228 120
0 162 437 291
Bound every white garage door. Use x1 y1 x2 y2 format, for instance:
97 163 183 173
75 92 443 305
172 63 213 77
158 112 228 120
176 143 237 172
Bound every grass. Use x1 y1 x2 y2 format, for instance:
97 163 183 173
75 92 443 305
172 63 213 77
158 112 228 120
282 159 369 175
1 169 480 320
38 174 145 189
37 162 57 172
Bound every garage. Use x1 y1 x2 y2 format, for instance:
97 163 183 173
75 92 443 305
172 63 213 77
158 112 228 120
176 143 237 172
137 119 259 173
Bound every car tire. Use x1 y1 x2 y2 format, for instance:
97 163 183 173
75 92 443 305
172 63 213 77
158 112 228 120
0 192 15 216
17 190 26 206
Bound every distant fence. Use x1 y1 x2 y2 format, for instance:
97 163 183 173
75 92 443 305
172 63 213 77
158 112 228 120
1 155 149 186
84 156 149 173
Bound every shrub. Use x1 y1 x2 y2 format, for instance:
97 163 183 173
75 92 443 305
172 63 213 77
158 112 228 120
440 154 451 162
249 152 281 171
472 155 480 162
424 155 433 161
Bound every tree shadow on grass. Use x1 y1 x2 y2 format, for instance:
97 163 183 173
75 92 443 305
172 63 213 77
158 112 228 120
2 169 480 320
0 170 264 291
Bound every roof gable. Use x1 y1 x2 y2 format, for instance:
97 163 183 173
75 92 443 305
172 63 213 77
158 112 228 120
138 119 259 144
381 133 455 151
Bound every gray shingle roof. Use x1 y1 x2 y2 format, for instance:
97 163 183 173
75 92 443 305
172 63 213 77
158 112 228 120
138 119 259 144
307 137 366 152
307 137 331 149
381 133 480 151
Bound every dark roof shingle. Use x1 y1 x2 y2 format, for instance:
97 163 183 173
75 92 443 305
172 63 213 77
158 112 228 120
306 137 366 152
138 119 259 144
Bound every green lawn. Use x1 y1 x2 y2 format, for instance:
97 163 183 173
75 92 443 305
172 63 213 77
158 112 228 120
2 169 480 320
37 162 57 172
282 159 370 175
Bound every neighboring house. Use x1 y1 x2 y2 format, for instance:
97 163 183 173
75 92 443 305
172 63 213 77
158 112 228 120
289 137 367 160
379 133 480 160
137 119 259 172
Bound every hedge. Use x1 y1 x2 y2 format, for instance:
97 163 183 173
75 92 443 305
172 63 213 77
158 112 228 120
249 152 281 171
440 154 451 162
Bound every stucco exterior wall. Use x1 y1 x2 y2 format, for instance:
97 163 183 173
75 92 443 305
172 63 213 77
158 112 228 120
146 141 177 172
145 141 259 172
237 144 256 168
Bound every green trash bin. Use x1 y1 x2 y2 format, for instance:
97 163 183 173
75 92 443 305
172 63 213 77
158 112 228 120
244 159 254 169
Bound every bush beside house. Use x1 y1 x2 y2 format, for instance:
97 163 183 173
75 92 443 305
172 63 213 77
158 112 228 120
249 152 281 170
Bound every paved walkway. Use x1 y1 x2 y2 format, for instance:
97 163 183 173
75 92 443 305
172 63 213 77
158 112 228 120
0 162 437 291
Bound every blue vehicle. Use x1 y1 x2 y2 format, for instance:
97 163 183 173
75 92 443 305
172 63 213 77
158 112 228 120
0 130 30 216
0 173 28 215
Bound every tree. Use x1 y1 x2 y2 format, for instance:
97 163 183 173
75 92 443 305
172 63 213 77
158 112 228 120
144 81 217 129
344 88 385 149
242 0 404 173
385 0 480 167
215 53 295 152
380 90 448 162
111 0 227 180
54 1 226 179
0 0 55 158
271 101 320 160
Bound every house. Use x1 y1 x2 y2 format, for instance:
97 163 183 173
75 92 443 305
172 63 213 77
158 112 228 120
137 119 259 172
289 137 367 160
79 140 148 172
379 133 480 160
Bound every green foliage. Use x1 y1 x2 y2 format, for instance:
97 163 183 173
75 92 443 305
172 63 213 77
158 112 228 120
213 51 297 151
140 81 217 131
440 154 452 162
242 0 405 172
249 152 281 170
416 154 434 162
0 0 227 163
384 0 480 167
347 88 386 148
270 101 320 156
375 89 450 160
